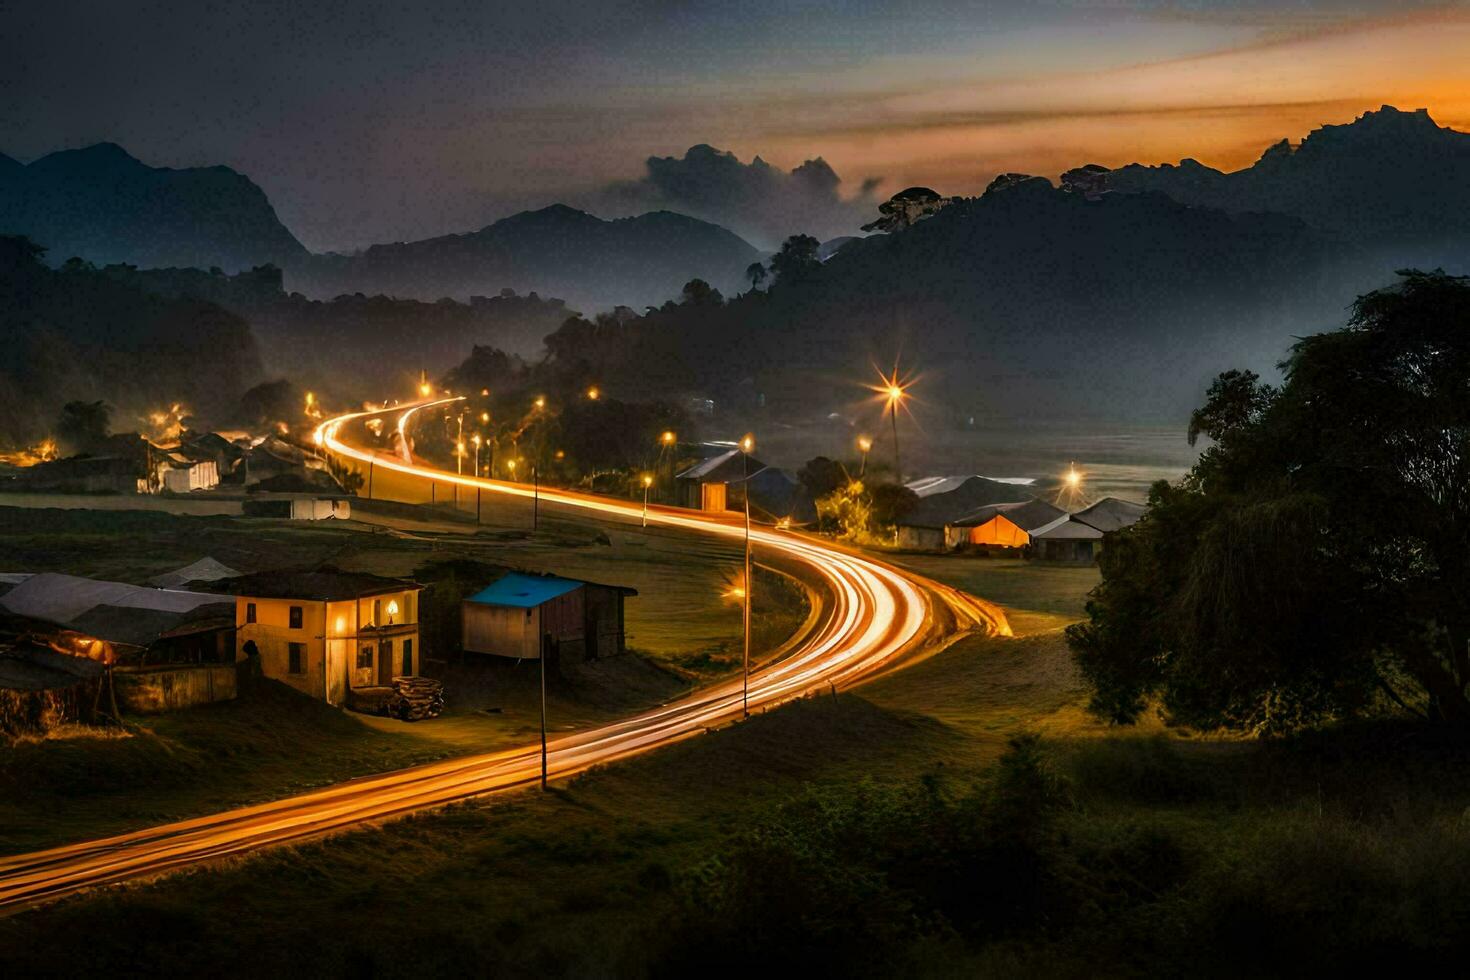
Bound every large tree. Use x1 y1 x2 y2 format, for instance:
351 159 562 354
1069 271 1470 732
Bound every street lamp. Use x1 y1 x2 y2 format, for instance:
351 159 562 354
659 430 677 502
857 434 872 478
455 412 465 475
739 432 755 718
586 385 600 401
534 396 546 411
471 433 481 475
641 473 653 527
418 371 433 399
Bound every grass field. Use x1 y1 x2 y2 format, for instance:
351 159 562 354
5 509 1465 974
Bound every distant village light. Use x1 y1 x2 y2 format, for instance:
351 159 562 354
586 386 600 400
661 430 676 446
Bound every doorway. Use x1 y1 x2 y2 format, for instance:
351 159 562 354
379 639 394 684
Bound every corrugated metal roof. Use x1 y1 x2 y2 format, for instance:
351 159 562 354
0 572 229 624
1073 496 1146 532
148 557 242 589
676 449 767 484
1030 516 1104 540
952 498 1066 531
466 573 584 608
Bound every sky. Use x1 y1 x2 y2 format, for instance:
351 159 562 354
4 1 1469 251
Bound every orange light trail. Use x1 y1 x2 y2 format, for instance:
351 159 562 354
0 398 1007 912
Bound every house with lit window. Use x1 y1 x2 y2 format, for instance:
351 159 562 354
226 569 422 705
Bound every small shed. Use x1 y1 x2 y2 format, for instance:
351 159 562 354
1029 515 1105 562
896 476 1032 550
948 498 1067 550
675 449 766 513
462 573 635 664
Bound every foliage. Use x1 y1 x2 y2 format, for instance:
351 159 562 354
745 261 767 292
768 233 821 284
814 479 873 541
324 454 363 493
655 735 1074 974
1069 271 1470 733
678 278 722 307
796 455 848 500
870 481 919 528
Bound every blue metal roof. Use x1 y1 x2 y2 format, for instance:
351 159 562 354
465 573 583 608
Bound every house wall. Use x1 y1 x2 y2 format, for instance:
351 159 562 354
896 525 944 551
236 597 327 699
462 602 539 659
115 663 237 713
238 590 421 702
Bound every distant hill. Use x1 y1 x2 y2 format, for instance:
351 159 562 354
0 237 263 444
552 175 1348 420
0 143 306 271
1109 106 1470 256
289 204 762 312
102 264 575 395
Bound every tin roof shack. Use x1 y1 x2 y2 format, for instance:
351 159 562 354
674 449 815 523
0 573 237 713
948 498 1067 551
676 449 765 514
223 570 422 706
1029 496 1147 563
896 476 1033 550
462 573 636 669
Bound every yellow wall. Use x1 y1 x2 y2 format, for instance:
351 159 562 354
237 589 421 704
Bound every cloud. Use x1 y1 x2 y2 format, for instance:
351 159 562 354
584 144 880 250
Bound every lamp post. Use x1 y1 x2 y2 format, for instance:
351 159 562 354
471 433 481 476
641 473 653 527
455 412 465 475
740 432 755 718
659 430 677 502
533 464 539 531
885 385 904 485
857 434 872 478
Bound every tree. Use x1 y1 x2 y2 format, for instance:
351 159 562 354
679 278 723 307
769 234 821 284
1068 271 1470 732
55 400 111 453
797 456 848 500
745 261 768 292
869 482 919 530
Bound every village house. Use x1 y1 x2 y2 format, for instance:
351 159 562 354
1029 497 1147 562
947 498 1067 551
462 572 636 666
0 572 238 713
225 569 422 705
896 476 1033 550
675 448 765 513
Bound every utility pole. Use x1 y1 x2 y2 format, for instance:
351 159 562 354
740 433 754 718
539 607 548 790
890 406 901 486
533 465 539 531
642 474 653 528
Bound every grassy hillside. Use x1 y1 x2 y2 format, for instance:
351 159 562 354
6 535 1466 974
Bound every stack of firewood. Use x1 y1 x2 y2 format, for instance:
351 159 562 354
387 675 444 721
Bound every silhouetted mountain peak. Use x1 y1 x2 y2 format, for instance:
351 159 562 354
28 141 146 177
1255 138 1294 167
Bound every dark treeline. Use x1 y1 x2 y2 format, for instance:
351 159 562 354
0 236 262 444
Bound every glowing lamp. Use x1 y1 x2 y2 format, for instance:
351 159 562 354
740 434 755 454
857 435 872 453
642 474 654 487
661 430 676 446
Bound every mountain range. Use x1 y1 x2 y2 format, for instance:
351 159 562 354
0 143 306 272
290 204 761 312
1108 105 1470 257
4 106 1470 426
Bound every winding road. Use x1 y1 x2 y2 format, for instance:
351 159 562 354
0 399 1009 912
